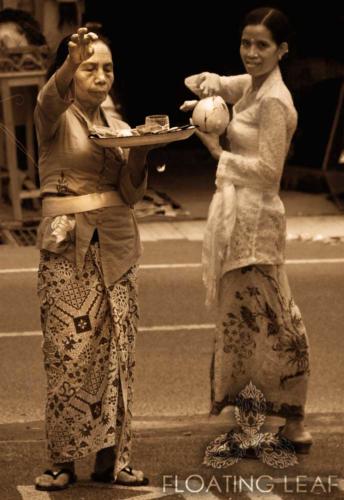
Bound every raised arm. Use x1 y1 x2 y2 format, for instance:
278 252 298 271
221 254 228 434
34 28 98 142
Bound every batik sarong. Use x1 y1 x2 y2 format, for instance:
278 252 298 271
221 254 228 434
211 264 310 418
37 243 138 475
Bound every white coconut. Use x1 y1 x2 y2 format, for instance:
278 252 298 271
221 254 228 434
192 96 230 134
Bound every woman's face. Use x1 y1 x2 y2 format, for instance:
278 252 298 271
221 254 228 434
74 41 114 107
240 24 286 78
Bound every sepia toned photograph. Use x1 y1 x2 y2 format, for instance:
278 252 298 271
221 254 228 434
0 0 343 498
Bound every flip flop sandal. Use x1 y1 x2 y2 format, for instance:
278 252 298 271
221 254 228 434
35 468 77 491
114 466 149 487
91 466 149 486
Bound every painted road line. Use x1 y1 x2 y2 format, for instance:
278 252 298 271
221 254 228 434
246 495 282 499
0 264 201 273
0 324 215 338
141 263 201 269
17 484 173 500
3 257 344 275
80 482 176 499
115 485 176 499
0 267 38 273
1 439 45 444
183 492 220 499
286 258 344 264
0 331 42 338
17 485 50 499
142 258 344 266
140 324 214 332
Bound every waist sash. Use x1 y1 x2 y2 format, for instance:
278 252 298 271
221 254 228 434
42 191 126 217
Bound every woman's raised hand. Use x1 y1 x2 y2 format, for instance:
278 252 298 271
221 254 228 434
185 72 221 98
68 27 99 65
198 72 221 97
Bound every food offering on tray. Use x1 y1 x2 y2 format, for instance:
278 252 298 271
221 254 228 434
89 117 196 148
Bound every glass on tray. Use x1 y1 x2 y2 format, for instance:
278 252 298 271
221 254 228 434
145 114 170 131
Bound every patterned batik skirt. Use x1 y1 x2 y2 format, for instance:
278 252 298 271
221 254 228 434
211 264 310 419
37 243 138 474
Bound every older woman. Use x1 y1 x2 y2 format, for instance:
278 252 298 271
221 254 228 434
34 28 151 491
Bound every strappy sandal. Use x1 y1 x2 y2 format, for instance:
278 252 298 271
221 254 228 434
115 466 149 486
35 468 77 491
277 425 313 454
91 465 149 486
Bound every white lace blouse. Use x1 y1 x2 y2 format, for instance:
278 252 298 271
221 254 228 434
219 66 297 272
190 66 298 304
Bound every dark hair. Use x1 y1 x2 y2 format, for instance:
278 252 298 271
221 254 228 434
241 7 291 45
46 32 112 80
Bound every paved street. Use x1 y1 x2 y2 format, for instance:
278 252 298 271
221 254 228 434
0 228 344 499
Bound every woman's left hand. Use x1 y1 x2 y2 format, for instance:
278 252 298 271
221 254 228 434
179 100 198 112
194 128 223 160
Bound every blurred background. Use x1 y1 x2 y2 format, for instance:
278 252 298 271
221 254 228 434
0 0 343 231
83 1 344 126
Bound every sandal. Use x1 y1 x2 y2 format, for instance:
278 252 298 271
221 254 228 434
277 425 313 454
35 468 77 491
115 466 149 486
91 465 149 486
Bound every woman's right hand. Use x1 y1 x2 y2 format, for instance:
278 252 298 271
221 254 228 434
68 27 99 65
199 72 221 97
185 72 221 98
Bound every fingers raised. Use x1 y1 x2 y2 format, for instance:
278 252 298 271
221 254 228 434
68 27 98 63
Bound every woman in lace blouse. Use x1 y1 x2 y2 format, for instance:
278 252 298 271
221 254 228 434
183 7 313 457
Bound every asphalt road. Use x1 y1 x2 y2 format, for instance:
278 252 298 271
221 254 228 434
0 239 344 499
0 240 344 421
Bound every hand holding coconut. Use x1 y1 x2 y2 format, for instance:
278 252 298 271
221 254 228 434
181 72 230 131
180 75 230 159
190 96 230 135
